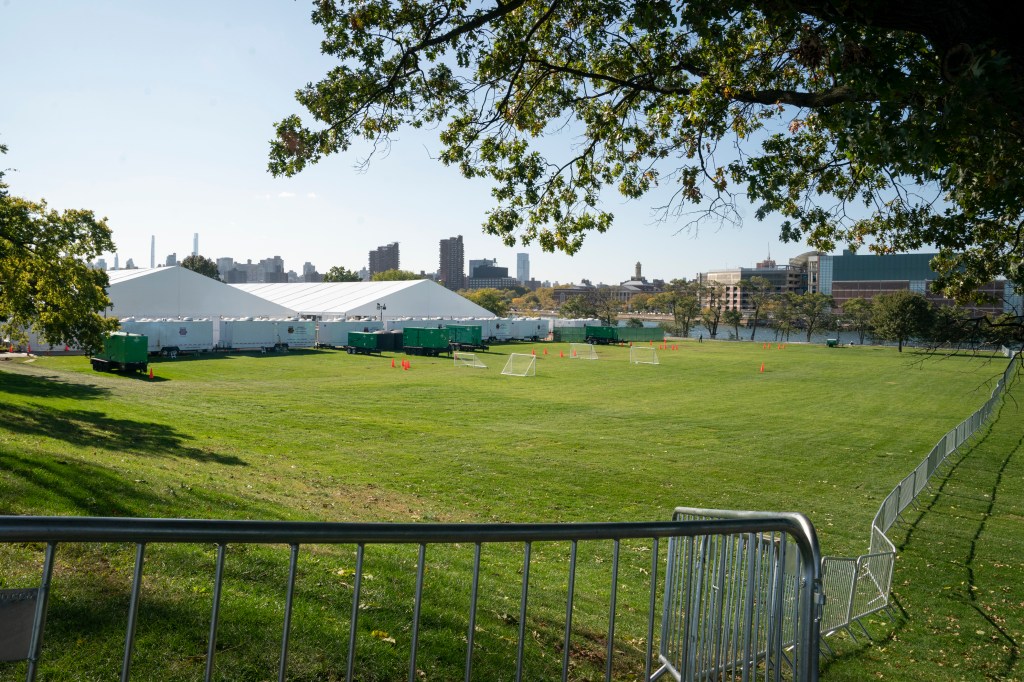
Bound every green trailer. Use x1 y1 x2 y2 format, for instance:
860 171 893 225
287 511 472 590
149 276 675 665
583 325 664 344
403 327 451 356
447 324 488 351
583 325 619 345
344 331 381 355
90 332 149 373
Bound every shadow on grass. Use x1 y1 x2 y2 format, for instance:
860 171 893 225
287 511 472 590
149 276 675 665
0 371 111 400
1 403 246 466
0 449 168 516
151 348 332 363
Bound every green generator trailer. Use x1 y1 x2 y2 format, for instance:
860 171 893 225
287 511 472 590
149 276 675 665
403 327 451 356
344 331 382 355
343 331 405 355
90 332 149 373
583 325 620 344
447 325 488 352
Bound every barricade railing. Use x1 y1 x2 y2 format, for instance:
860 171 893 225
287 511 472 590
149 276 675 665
819 351 1020 649
0 513 822 682
653 508 823 681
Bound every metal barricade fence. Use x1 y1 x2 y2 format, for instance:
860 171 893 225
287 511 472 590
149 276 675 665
818 351 1020 649
655 508 822 682
0 513 822 682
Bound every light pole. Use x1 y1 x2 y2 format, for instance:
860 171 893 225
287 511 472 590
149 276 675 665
376 302 386 322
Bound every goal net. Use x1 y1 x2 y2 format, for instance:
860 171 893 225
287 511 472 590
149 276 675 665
453 351 487 369
501 353 537 377
569 343 598 360
630 345 659 365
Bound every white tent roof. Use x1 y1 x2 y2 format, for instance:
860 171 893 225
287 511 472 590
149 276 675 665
232 279 495 319
106 267 296 319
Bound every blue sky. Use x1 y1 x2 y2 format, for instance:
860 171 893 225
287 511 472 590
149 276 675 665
3 0 819 285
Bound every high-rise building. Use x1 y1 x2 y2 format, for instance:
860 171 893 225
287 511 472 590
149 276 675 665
216 257 233 278
517 253 530 283
468 258 495 277
369 242 400 276
438 236 465 290
166 253 177 267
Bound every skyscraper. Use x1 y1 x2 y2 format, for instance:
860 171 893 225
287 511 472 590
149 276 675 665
517 253 530 283
438 236 465 290
369 242 400 276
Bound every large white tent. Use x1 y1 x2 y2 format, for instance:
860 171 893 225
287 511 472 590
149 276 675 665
106 267 295 319
232 279 494 319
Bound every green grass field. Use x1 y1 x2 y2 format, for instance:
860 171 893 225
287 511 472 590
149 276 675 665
0 341 1020 680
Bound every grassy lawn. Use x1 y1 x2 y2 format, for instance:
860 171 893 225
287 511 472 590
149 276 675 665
0 341 1019 680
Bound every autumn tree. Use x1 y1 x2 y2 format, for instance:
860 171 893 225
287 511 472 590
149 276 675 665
628 293 653 313
461 288 510 316
0 145 118 352
180 254 222 281
323 265 362 282
271 1 1024 303
371 269 423 281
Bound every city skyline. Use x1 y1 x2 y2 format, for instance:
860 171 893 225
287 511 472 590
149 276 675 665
6 2 844 286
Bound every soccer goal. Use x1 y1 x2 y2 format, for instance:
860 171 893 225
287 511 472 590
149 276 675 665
569 342 598 360
453 351 487 369
630 345 659 365
501 353 536 376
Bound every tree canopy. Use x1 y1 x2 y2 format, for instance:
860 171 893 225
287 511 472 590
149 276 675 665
371 269 424 281
461 287 511 316
180 254 222 281
1 145 118 352
871 290 934 352
272 1 1024 302
323 265 362 282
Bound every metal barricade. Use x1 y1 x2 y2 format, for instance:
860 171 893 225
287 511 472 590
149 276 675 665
817 352 1019 648
0 513 822 682
653 508 822 681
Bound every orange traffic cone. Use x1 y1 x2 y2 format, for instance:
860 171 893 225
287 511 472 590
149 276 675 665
391 358 396 368
760 362 765 373
532 349 536 356
543 348 548 355
148 368 154 379
560 350 564 358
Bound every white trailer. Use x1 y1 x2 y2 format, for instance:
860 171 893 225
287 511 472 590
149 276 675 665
275 319 316 349
120 318 214 355
318 319 383 348
217 318 313 351
508 317 551 340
